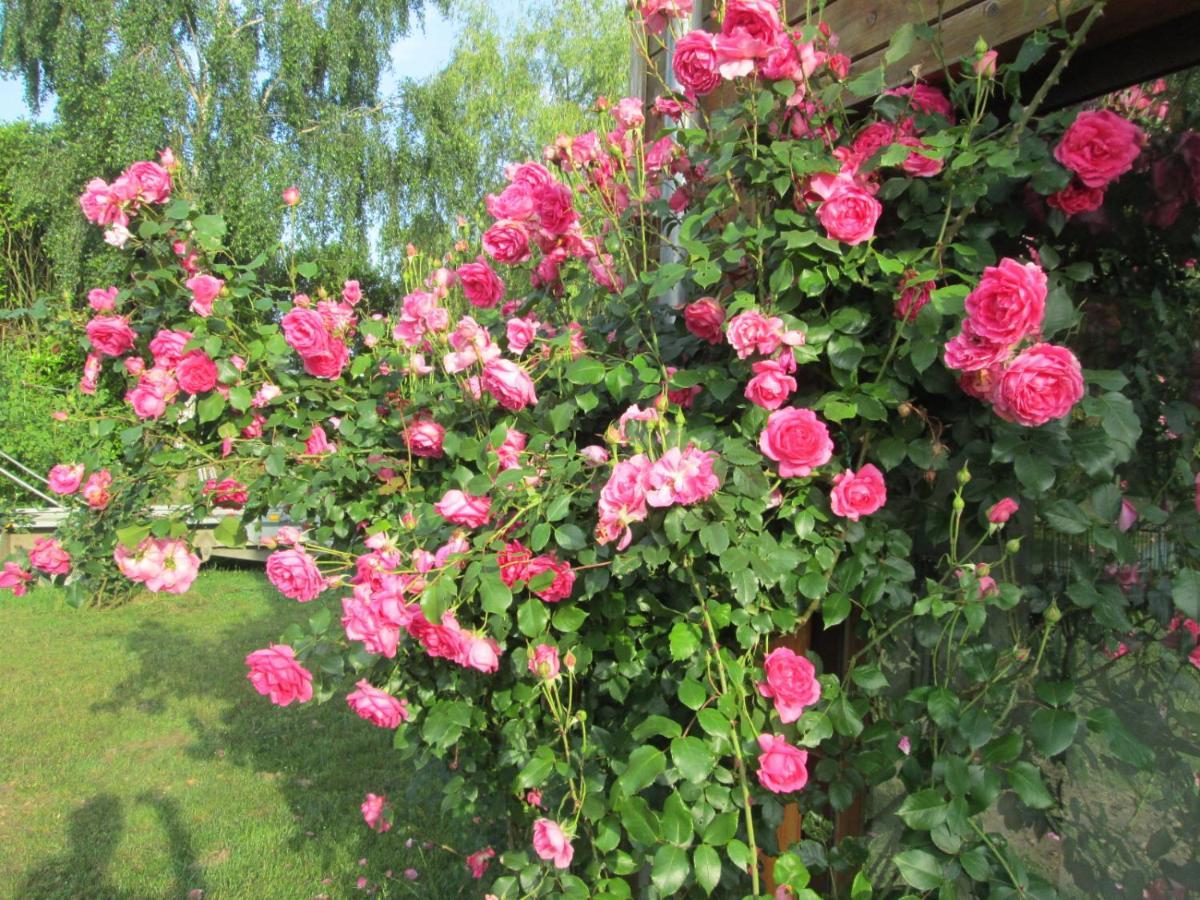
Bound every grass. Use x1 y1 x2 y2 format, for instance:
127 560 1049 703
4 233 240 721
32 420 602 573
0 569 481 899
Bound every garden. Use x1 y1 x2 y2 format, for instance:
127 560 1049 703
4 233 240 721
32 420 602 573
2 0 1200 897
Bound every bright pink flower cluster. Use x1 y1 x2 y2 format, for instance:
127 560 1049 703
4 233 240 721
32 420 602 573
203 477 248 509
246 644 314 706
280 301 354 381
48 463 113 509
346 679 410 729
0 561 34 596
113 537 201 593
499 541 576 603
265 547 326 602
756 733 809 793
595 444 720 550
78 154 173 245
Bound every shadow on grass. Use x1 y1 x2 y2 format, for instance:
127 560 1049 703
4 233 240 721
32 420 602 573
18 794 140 900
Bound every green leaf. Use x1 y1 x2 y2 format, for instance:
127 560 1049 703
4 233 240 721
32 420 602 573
554 524 586 551
662 791 694 846
893 849 944 891
774 852 811 888
1086 707 1155 769
1041 500 1090 535
1173 569 1200 619
823 592 851 627
669 621 702 661
1007 761 1054 809
850 664 888 693
198 392 226 424
296 261 318 279
671 736 716 783
116 523 152 549
678 679 707 710
479 575 512 614
212 515 241 547
551 605 587 633
565 357 605 385
617 796 660 845
517 752 554 789
651 844 689 894
694 845 722 896
517 599 549 638
702 811 738 845
699 522 730 555
897 789 949 831
851 871 873 899
927 687 959 728
632 715 683 742
1014 453 1055 494
885 21 915 64
618 746 666 796
1030 708 1079 757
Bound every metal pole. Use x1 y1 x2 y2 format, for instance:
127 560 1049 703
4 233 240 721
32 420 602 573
0 464 66 508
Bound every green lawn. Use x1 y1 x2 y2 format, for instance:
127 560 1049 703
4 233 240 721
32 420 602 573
0 569 480 899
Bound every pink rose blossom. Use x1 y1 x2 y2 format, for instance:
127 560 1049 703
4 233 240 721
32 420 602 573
887 83 954 119
757 647 821 723
246 644 313 706
975 50 998 77
282 185 300 206
457 257 506 308
1047 180 1105 217
341 279 362 305
464 633 503 673
175 350 218 394
526 789 544 807
434 490 491 528
830 464 887 521
82 470 113 509
86 315 136 357
48 463 85 495
306 424 335 455
817 182 882 245
580 445 609 466
346 680 410 728
266 548 325 602
532 819 574 869
756 733 810 793
760 407 834 478
29 537 70 576
125 160 172 203
684 297 726 344
361 793 391 832
672 30 721 96
529 644 561 679
498 541 533 587
0 562 33 596
943 319 1014 373
482 358 538 411
644 445 721 507
895 279 934 321
640 0 694 35
483 220 531 265
406 419 445 458
726 309 784 359
1117 498 1138 533
149 329 192 369
963 258 1047 346
506 316 541 354
525 555 576 603
88 286 119 311
466 847 496 879
186 274 224 317
992 343 1085 427
1054 109 1144 188
745 359 797 410
988 498 1019 524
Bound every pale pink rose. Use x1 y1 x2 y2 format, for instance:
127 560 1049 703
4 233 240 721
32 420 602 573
726 309 784 359
529 644 560 679
640 0 694 34
341 279 362 305
588 254 624 294
817 183 882 245
464 633 503 673
898 735 912 755
434 490 491 528
992 343 1085 427
457 257 506 308
714 30 770 79
963 258 1047 346
1054 109 1144 188
175 350 218 394
305 424 335 455
757 647 821 724
830 464 887 521
361 793 391 832
78 177 128 227
252 383 281 407
88 286 119 311
756 733 810 793
0 562 33 596
125 160 172 203
346 680 410 728
48 463 85 495
975 50 998 77
988 498 1019 524
281 307 330 357
124 357 145 376
943 319 1013 373
745 359 797 410
86 315 136 357
673 30 721 96
1117 498 1138 533
149 329 192 369
684 297 726 344
282 185 301 206
434 534 471 568
406 419 445 458
580 445 610 466
723 0 783 45
142 538 201 593
186 274 224 317
644 445 721 507
482 220 531 265
613 96 645 131
29 537 70 576
492 428 527 471
525 555 576 603
506 316 541 354
79 353 101 395
760 407 834 478
532 819 574 869
266 548 325 602
245 644 313 706
482 358 538 411
82 470 113 509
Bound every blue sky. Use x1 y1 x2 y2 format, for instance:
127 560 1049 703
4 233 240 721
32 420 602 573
0 4 520 123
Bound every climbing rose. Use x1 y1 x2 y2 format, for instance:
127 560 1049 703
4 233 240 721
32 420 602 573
346 680 410 728
245 644 313 706
759 407 834 478
529 644 561 679
644 445 721 507
361 794 391 832
943 319 1013 373
1047 181 1105 217
265 548 325 602
48 464 85 495
457 257 506 308
757 647 822 723
434 490 492 528
0 562 33 596
532 819 574 869
466 848 496 879
144 538 201 593
963 259 1047 347
175 350 219 394
88 286 118 311
830 464 887 521
203 477 247 509
406 419 445 458
817 182 882 246
506 316 540 354
672 30 721 96
185 274 224 317
125 160 173 203
86 315 136 357
1054 109 1144 188
726 309 783 359
341 279 362 305
1117 498 1139 533
498 541 533 587
280 307 329 357
895 279 934 321
992 343 1085 427
744 359 797 410
305 425 334 455
282 185 300 206
988 498 1020 524
756 733 810 793
29 537 71 576
482 220 531 264
525 555 576 603
482 358 538 411
684 297 726 344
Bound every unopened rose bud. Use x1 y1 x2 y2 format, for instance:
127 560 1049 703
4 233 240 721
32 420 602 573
1044 602 1062 624
1014 646 1030 662
563 650 577 671
975 50 998 78
282 185 301 207
923 470 937 484
956 465 971 486
1005 538 1021 554
953 497 965 512
932 442 948 457
897 402 913 418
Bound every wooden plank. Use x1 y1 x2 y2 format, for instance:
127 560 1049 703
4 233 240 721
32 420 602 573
819 0 982 60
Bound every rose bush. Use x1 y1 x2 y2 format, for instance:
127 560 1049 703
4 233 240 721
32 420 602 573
6 2 1200 896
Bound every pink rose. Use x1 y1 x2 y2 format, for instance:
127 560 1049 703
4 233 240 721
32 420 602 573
346 680 410 728
640 0 694 34
464 633 503 673
48 463 85 495
529 644 561 679
141 538 201 593
745 359 797 410
975 50 998 77
817 183 882 245
1054 109 1144 188
759 407 834 478
830 464 887 521
988 498 1019 524
125 160 172 203
684 297 726 345
126 369 176 420
895 279 933 321
434 490 492 528
482 358 538 411
644 444 721 507
361 793 391 832
756 733 810 793
280 307 330 357
186 274 224 317
29 537 70 576
887 83 954 119
723 0 783 45
0 562 33 596
341 279 362 305
88 286 119 311
714 30 771 80
613 96 645 131
533 181 578 236
757 647 821 723
406 419 445 458
305 424 334 455
726 309 783 359
300 338 349 380
265 548 325 602
672 30 721 96
992 343 1085 427
498 541 533 587
466 847 496 879
245 644 314 706
482 220 531 265
78 177 128 227
532 818 574 869
580 445 609 466
175 350 218 394
86 315 136 357
963 258 1047 346
149 329 192 368
457 257 506 308
525 554 576 603
82 470 113 509
506 316 541 354
943 319 1013 373
282 185 301 206
1117 498 1139 533
203 477 247 509
1047 180 1105 217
